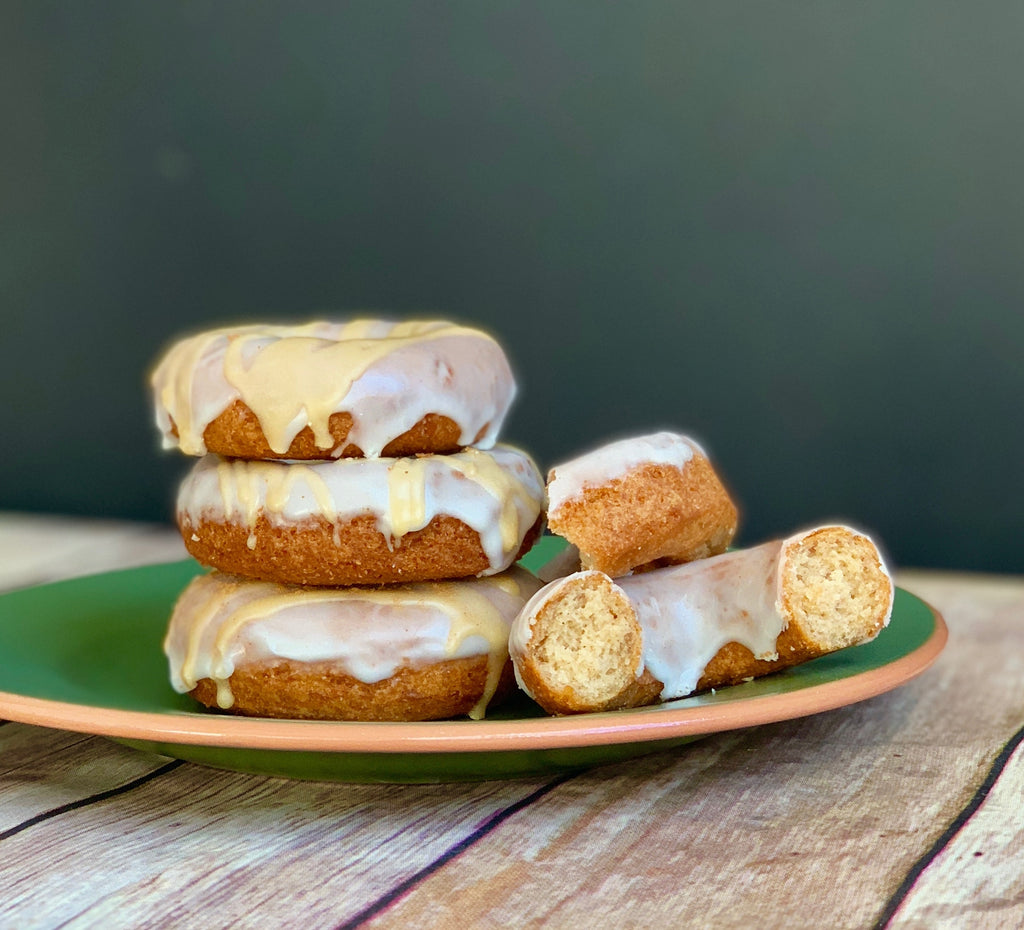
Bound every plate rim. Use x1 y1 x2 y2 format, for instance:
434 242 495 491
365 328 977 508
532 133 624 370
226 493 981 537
0 572 947 754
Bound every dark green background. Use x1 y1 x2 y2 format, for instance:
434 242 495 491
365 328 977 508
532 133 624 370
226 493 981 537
2 3 1021 572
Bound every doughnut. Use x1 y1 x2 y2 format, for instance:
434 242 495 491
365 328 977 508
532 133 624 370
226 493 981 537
176 446 546 586
150 319 516 459
545 432 738 578
509 525 894 715
163 566 544 721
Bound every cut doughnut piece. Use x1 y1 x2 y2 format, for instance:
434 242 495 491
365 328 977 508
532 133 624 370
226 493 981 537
546 432 738 577
510 525 894 715
508 570 661 714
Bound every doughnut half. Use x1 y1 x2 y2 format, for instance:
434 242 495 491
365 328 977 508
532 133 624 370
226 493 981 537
509 525 894 715
546 432 738 578
164 567 544 721
150 319 516 459
176 446 546 586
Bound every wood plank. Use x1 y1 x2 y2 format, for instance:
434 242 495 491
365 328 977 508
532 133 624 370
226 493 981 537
0 724 174 833
883 580 1024 929
2 517 1022 929
0 760 561 928
886 732 1024 928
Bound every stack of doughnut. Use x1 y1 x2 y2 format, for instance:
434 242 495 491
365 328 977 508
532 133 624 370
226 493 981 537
510 431 894 715
151 320 546 721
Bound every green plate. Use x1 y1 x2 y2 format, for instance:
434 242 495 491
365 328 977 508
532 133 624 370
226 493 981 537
0 538 946 782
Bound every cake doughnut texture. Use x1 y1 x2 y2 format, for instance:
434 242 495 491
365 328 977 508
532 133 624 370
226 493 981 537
177 446 546 585
150 319 516 459
164 567 544 720
546 432 738 578
509 525 894 715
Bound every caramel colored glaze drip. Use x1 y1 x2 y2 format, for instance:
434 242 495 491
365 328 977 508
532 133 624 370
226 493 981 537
385 457 429 544
215 460 259 549
443 448 539 554
490 572 527 596
188 447 543 573
223 320 480 454
436 584 515 719
177 575 250 706
154 328 223 456
265 465 337 522
214 459 338 548
173 575 517 718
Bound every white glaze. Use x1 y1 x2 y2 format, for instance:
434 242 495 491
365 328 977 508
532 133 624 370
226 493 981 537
617 540 785 699
176 445 545 575
164 567 543 719
547 431 704 515
150 319 516 456
508 543 781 703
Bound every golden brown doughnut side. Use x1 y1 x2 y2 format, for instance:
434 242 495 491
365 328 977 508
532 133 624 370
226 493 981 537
547 456 738 578
190 656 517 721
693 628 844 693
521 628 832 715
517 661 663 716
180 512 544 586
696 595 890 691
172 401 489 460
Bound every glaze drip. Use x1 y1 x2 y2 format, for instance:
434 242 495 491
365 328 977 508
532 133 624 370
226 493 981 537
151 319 516 457
176 446 545 575
164 568 543 718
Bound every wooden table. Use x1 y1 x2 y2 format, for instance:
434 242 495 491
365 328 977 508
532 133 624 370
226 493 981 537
0 512 1021 929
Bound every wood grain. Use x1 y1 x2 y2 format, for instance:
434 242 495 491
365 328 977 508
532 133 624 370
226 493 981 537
0 761 559 928
885 576 1024 929
887 731 1024 929
0 725 172 834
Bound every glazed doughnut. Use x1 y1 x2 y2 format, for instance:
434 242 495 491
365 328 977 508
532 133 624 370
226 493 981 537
164 567 544 721
177 446 546 586
546 432 738 578
150 319 516 459
510 525 894 715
